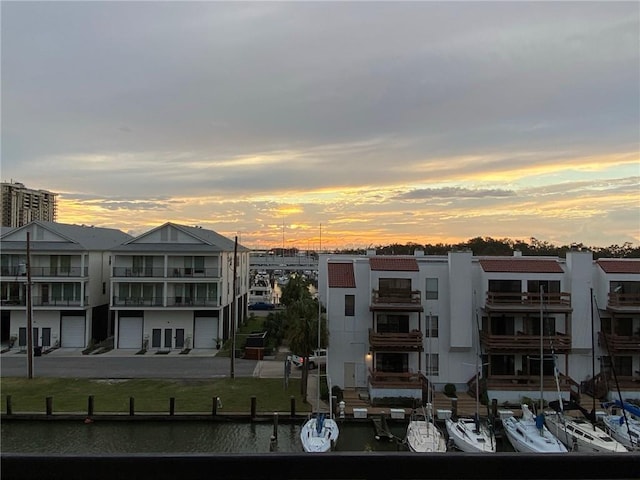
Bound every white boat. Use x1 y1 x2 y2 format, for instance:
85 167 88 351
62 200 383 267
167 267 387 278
248 279 273 305
300 259 339 453
501 404 568 453
544 410 627 453
406 404 447 453
446 414 496 453
445 305 496 453
501 286 567 454
300 412 340 453
600 401 640 451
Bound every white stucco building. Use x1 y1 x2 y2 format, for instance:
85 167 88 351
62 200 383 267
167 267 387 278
320 250 640 405
0 221 133 349
110 222 250 351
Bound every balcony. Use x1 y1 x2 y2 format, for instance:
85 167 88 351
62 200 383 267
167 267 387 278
1 297 86 307
598 331 640 354
480 331 572 353
368 329 423 352
112 267 220 278
370 289 423 312
112 296 218 307
607 292 640 313
484 292 572 313
368 368 423 389
0 266 88 277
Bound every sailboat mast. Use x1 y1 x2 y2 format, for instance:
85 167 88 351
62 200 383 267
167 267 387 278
539 285 544 414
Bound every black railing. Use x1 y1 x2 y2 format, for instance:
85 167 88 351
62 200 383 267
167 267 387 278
0 266 88 277
1 453 638 480
112 267 220 278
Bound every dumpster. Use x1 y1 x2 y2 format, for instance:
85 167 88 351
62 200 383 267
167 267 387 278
34 346 42 357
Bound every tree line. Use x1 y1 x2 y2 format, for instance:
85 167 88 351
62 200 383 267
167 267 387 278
336 237 640 258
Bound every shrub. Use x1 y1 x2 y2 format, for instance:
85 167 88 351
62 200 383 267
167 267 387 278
444 383 457 397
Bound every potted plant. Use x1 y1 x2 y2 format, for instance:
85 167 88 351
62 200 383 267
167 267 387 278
215 337 222 350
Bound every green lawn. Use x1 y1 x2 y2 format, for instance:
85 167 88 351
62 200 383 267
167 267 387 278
0 377 310 415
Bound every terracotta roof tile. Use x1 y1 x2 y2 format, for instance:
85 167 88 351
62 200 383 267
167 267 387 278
328 262 356 288
596 260 640 274
479 258 564 273
369 257 419 272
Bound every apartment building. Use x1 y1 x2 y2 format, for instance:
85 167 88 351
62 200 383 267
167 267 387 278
319 250 640 405
1 181 58 228
110 222 250 351
0 221 133 349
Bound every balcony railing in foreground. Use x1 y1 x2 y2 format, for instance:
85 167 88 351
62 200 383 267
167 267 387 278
608 291 640 308
485 291 571 308
2 452 638 480
598 331 640 353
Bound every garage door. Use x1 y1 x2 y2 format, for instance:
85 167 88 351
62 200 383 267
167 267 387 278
194 317 218 349
118 317 143 349
61 316 85 348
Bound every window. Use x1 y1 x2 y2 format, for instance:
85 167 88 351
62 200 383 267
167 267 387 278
426 353 439 376
377 314 409 333
425 315 438 338
345 294 355 316
527 280 560 294
426 278 438 299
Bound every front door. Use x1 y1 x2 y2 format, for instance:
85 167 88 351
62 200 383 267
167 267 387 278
175 329 185 349
41 327 51 347
164 328 172 348
152 329 161 348
344 362 356 388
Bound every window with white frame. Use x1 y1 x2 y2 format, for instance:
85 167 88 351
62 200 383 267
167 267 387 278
425 315 438 338
345 294 355 316
426 353 439 376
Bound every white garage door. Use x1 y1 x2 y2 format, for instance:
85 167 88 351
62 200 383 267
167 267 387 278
61 316 85 348
194 317 219 349
118 317 143 349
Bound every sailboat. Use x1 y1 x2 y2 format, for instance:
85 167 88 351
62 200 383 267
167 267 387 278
405 312 447 453
300 238 339 453
543 345 627 453
500 286 567 453
445 308 496 453
600 400 640 451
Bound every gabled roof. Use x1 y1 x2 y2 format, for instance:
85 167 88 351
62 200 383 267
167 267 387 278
328 262 356 288
369 257 419 272
596 259 640 274
0 221 132 251
479 258 564 273
117 222 248 252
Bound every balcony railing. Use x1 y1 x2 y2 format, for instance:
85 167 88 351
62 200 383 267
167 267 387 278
598 331 640 353
112 267 219 278
485 292 571 310
607 292 640 310
368 368 423 389
0 266 88 277
480 331 571 353
1 297 86 307
368 329 423 351
112 297 218 307
370 289 423 312
484 373 577 394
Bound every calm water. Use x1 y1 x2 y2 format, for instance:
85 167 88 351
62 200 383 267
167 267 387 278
1 420 412 454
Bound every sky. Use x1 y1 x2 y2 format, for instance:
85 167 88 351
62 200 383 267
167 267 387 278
2 1 639 251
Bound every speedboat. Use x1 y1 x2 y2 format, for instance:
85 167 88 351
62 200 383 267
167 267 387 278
500 404 567 453
405 404 447 453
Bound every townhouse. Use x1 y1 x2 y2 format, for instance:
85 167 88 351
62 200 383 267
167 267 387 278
319 250 640 405
110 222 250 351
0 221 133 349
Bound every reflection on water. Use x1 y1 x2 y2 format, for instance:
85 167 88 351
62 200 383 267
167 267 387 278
1 421 410 454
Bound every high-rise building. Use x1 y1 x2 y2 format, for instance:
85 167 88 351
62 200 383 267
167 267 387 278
1 181 58 227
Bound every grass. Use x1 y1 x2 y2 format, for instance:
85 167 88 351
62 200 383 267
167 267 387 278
1 377 311 415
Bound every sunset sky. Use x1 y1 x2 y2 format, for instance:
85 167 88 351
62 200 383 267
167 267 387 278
2 1 638 251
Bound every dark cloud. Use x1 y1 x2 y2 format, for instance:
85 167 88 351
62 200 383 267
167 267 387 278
396 188 516 200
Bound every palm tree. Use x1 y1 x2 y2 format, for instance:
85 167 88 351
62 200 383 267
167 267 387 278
285 297 327 400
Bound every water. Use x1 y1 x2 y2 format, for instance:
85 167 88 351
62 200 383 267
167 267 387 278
1 420 410 454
